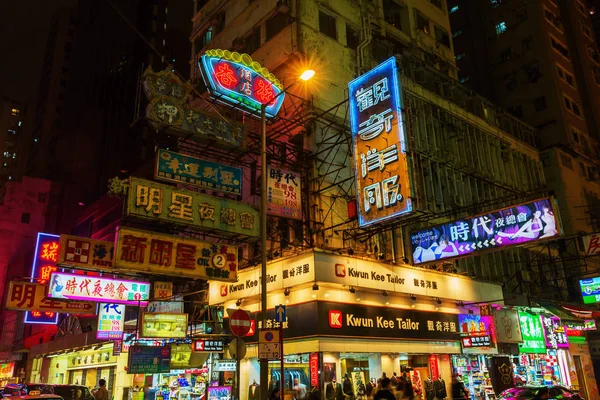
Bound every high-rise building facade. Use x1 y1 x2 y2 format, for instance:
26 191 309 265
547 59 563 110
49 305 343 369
0 97 26 191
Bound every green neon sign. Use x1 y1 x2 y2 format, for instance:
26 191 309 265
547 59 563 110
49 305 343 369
518 312 546 354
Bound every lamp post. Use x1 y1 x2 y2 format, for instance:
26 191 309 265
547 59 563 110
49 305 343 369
259 69 314 400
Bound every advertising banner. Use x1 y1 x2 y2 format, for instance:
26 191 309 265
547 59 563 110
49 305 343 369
541 316 569 349
153 281 173 299
493 309 523 343
140 313 188 338
0 363 14 379
349 56 413 227
147 300 184 314
155 149 242 195
199 50 285 118
128 345 171 374
126 176 259 238
194 339 224 352
458 314 497 354
583 233 600 256
57 235 114 272
47 272 150 306
6 281 96 314
579 277 600 304
25 233 60 324
518 312 546 354
97 303 126 340
115 227 238 282
410 198 560 264
267 166 302 220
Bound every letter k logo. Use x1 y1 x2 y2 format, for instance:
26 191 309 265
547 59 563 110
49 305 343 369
220 285 228 297
329 310 343 328
335 264 346 277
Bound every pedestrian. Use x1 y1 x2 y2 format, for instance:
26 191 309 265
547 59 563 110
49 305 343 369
373 378 395 400
293 378 307 400
94 379 109 400
270 388 281 400
450 376 468 400
394 380 406 400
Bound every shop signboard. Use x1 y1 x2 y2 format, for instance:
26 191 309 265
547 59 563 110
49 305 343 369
207 387 232 400
126 177 259 238
518 312 546 354
492 309 523 343
47 272 150 306
67 347 117 369
140 312 188 338
25 233 60 324
115 227 239 282
267 166 302 220
194 339 224 352
579 277 600 304
541 316 569 349
458 314 497 354
429 355 439 380
6 281 96 315
153 281 173 299
0 363 14 379
309 353 319 388
57 234 114 272
213 360 237 372
97 303 125 340
409 198 560 264
199 50 285 119
113 340 122 356
349 56 413 227
565 320 597 334
128 345 171 374
583 232 600 256
147 300 184 314
155 149 242 195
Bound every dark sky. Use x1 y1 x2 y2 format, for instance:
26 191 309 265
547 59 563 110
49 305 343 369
0 0 76 105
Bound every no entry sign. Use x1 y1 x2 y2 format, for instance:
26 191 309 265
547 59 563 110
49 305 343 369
229 309 252 337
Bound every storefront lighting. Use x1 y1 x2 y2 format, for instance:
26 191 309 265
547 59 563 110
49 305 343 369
312 283 319 291
284 288 290 296
349 287 356 294
312 294 317 299
410 294 416 301
324 292 330 298
435 298 442 305
235 299 242 307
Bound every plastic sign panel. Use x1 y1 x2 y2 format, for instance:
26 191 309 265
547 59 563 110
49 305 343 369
128 345 171 374
97 303 126 340
458 314 496 353
0 363 14 379
580 277 600 304
57 234 114 272
267 166 302 219
194 339 224 352
115 227 238 282
25 233 60 324
349 56 413 227
199 50 285 118
541 316 569 349
518 312 546 354
583 233 600 256
492 309 523 343
155 149 242 195
140 313 188 338
6 281 96 314
47 272 150 306
126 176 259 238
410 198 560 264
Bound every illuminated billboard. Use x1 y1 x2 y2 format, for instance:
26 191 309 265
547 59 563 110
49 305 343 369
580 277 600 304
199 50 284 118
348 56 413 227
140 313 188 338
410 198 560 264
25 233 60 324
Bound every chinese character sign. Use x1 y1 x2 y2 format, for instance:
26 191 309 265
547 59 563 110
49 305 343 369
541 316 569 349
57 235 114 272
47 272 150 306
579 277 600 304
97 303 126 340
267 166 302 220
115 227 238 282
583 233 600 256
349 57 413 227
458 314 496 351
127 177 259 238
199 50 285 118
25 232 60 324
155 149 242 195
410 198 560 264
518 312 546 354
6 281 96 314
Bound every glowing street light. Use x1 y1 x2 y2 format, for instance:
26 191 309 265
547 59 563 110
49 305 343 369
299 69 315 81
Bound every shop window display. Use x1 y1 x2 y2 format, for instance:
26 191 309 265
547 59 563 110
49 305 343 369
451 355 493 399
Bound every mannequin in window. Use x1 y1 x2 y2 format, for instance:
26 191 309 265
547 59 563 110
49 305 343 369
433 376 446 400
248 380 259 400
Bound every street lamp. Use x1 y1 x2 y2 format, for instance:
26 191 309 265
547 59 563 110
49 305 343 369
259 69 314 400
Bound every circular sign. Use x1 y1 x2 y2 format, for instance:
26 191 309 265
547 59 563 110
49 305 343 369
264 332 274 342
229 338 247 360
230 309 252 337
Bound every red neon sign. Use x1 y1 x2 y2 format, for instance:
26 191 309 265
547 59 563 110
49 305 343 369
254 78 275 104
214 62 238 89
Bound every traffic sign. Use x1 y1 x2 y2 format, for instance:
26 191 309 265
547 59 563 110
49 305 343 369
229 309 252 337
275 304 286 323
229 338 247 360
258 329 280 359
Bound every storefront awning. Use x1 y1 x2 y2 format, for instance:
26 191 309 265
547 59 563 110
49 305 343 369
540 303 587 323
559 304 600 319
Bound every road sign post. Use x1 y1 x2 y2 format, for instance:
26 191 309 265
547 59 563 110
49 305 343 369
229 309 252 337
275 305 286 394
229 338 247 400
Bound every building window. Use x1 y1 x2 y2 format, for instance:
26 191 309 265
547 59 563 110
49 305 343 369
561 153 573 169
556 64 575 87
38 193 48 203
434 26 450 47
580 162 588 178
522 36 533 51
383 0 403 30
575 0 588 16
415 11 430 34
11 108 19 116
499 48 513 62
534 96 547 111
588 45 600 64
243 27 261 54
455 53 465 61
594 67 600 85
428 0 443 10
452 29 463 38
490 0 503 8
581 21 593 39
571 128 581 144
346 24 359 50
202 27 213 47
563 94 582 117
460 76 470 83
319 11 337 40
495 21 507 35
21 213 31 224
267 12 291 40
550 35 570 59
543 7 562 31
450 5 459 13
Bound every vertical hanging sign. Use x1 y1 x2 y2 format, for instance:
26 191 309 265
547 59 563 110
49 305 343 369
348 56 413 227
25 233 60 324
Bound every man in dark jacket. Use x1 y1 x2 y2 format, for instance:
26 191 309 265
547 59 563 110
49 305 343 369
373 378 395 400
326 378 344 400
342 374 354 400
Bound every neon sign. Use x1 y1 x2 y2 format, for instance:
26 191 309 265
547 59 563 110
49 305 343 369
25 233 60 324
199 50 285 118
348 57 413 227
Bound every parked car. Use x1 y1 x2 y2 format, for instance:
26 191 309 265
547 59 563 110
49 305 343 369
6 386 93 400
498 385 584 399
2 384 28 397
12 395 63 400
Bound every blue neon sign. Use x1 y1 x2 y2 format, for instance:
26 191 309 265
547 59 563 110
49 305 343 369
25 232 60 324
